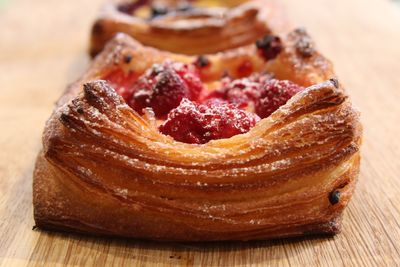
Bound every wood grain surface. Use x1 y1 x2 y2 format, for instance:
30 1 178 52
1 0 400 266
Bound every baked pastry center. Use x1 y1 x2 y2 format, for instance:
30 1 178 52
103 58 304 144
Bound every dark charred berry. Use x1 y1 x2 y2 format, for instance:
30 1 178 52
256 35 283 61
123 54 133 64
329 190 341 205
159 98 260 144
255 79 304 118
330 78 339 88
194 55 210 68
151 5 168 18
127 61 203 117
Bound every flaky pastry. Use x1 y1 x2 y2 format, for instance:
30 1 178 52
33 30 362 241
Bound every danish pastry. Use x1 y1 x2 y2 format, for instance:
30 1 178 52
33 29 362 241
90 0 289 56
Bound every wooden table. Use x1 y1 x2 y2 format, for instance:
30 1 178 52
1 0 400 266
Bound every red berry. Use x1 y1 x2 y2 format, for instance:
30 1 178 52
159 99 260 144
255 79 304 118
103 69 137 101
172 62 203 100
127 61 204 117
202 97 229 107
128 64 189 116
203 73 272 110
236 60 253 77
221 76 262 108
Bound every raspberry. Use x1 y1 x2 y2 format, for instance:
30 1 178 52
102 69 137 101
202 97 229 107
112 61 203 117
219 77 261 108
204 73 272 110
255 79 304 118
172 62 203 100
128 63 189 116
159 99 260 144
236 60 253 77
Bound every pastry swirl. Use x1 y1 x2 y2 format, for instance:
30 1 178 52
33 32 362 241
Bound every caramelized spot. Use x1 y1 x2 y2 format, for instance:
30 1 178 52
294 28 315 58
92 21 104 35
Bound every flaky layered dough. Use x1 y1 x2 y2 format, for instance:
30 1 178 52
33 32 362 241
90 0 289 56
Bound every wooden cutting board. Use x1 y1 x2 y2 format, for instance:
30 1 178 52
1 0 399 266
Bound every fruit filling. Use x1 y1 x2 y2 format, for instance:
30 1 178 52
254 79 304 118
159 99 260 144
105 61 203 117
104 60 304 144
204 73 272 110
204 75 303 118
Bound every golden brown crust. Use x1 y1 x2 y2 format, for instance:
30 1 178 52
34 79 361 241
90 0 290 56
33 30 362 241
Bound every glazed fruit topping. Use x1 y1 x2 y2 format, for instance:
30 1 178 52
105 61 203 117
256 35 283 61
255 79 304 118
172 62 203 100
159 98 260 144
128 64 189 116
205 73 272 110
205 76 304 119
105 61 304 144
